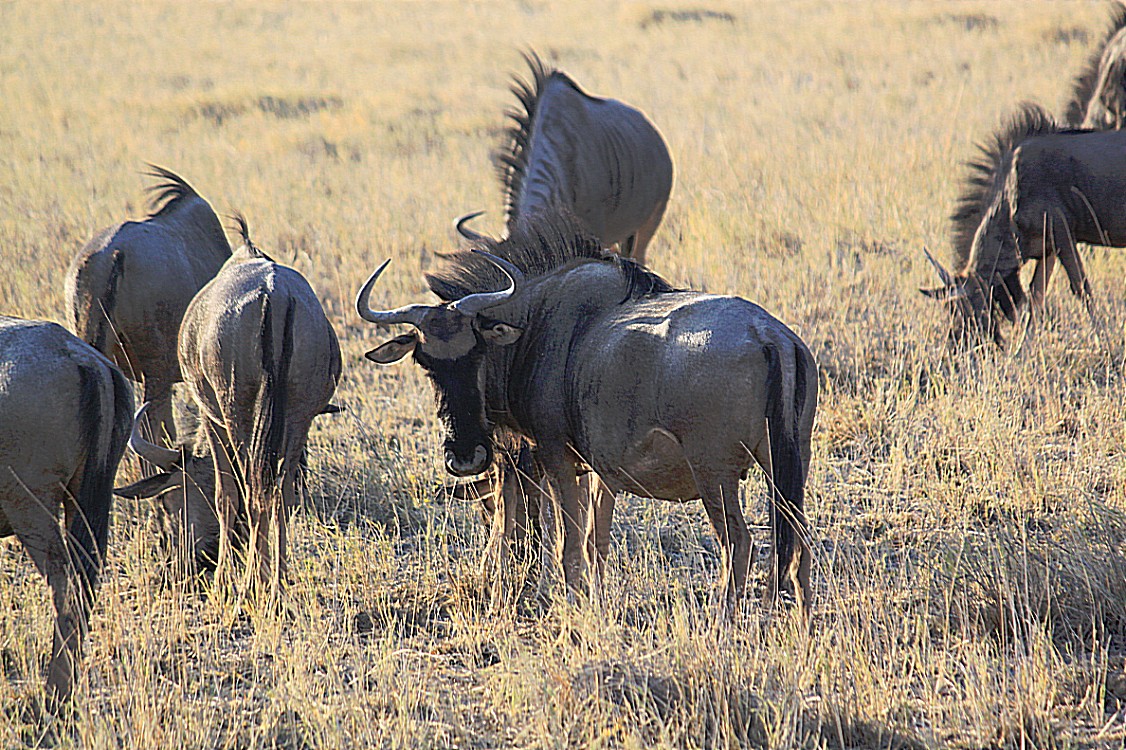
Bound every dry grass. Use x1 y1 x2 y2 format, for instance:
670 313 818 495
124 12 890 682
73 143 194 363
2 0 1126 747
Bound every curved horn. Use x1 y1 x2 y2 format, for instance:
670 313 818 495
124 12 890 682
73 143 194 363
452 250 525 315
355 259 432 327
923 246 955 288
129 403 179 469
454 211 489 242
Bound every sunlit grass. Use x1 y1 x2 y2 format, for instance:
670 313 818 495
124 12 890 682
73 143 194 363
2 1 1126 747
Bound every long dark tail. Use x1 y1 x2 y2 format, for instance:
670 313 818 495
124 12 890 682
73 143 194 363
71 362 132 614
248 296 294 526
763 342 810 588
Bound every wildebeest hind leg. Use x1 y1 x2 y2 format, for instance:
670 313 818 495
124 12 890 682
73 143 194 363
8 488 81 707
693 467 750 620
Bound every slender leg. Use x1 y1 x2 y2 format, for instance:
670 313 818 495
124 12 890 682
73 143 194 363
583 473 615 597
1029 253 1056 312
753 436 812 618
537 449 589 600
694 470 750 620
142 378 177 447
205 423 242 583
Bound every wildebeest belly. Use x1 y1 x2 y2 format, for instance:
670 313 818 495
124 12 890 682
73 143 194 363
598 426 699 501
0 507 9 537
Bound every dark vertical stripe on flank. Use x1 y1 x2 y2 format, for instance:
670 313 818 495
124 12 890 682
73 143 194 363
793 341 807 425
94 248 126 354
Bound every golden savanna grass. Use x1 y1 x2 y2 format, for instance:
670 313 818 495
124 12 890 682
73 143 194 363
3 0 1126 747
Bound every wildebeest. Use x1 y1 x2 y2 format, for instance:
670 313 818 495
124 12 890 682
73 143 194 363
456 51 674 266
0 316 132 707
923 102 1126 345
115 219 340 594
1063 2 1126 128
356 217 816 616
65 166 231 445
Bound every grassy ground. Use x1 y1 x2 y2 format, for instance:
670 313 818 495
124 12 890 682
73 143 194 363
2 0 1126 747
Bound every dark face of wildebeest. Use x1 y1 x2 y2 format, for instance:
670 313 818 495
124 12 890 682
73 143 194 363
356 256 523 476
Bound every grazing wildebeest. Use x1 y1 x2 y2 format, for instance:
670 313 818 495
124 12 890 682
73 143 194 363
1063 2 1126 128
923 102 1126 345
356 217 816 617
65 166 231 445
0 316 132 707
114 219 340 593
456 51 674 266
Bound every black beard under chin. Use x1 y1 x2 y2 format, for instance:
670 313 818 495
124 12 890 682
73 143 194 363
416 347 492 457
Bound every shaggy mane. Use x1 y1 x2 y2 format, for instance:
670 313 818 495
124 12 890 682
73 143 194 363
949 102 1063 271
492 51 588 226
426 213 677 303
144 164 201 218
1062 1 1126 125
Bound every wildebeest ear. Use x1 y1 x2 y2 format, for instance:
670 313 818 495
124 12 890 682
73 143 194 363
114 472 176 499
365 333 418 364
480 321 523 346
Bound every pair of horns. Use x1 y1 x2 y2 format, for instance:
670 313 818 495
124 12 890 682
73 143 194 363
355 249 525 326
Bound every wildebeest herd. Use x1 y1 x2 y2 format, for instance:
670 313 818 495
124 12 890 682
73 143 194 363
4 11 1126 709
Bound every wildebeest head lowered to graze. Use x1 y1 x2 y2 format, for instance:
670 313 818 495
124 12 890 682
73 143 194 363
115 218 341 594
923 102 1126 347
0 316 132 709
356 216 817 618
1063 2 1126 128
65 166 231 446
456 51 674 266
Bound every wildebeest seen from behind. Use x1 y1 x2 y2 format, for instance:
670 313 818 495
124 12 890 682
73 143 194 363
65 166 231 446
356 217 816 617
115 218 341 595
923 102 1126 346
1063 1 1126 128
457 51 674 266
0 316 132 709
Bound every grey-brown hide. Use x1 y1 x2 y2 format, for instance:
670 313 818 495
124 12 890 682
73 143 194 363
465 51 674 266
122 220 341 594
0 316 132 708
360 218 817 617
928 103 1126 345
458 52 675 564
65 166 231 445
1063 2 1126 128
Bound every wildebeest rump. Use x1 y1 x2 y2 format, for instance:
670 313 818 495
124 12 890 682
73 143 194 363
0 316 132 707
458 51 674 266
65 166 231 445
924 103 1126 345
1063 2 1126 128
115 219 340 594
356 217 816 616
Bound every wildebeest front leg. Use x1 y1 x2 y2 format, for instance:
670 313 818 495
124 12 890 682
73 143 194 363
1029 253 1056 312
539 450 590 600
583 473 615 599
